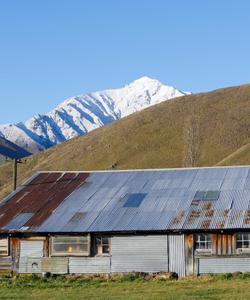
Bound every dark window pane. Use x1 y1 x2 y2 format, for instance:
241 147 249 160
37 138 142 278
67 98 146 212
205 191 220 201
193 191 205 201
102 238 109 245
236 241 242 249
102 245 110 254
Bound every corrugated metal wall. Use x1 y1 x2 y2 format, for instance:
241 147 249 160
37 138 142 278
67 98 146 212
168 235 186 277
19 240 44 273
69 257 111 274
199 257 250 274
111 235 168 273
20 240 44 257
41 257 68 274
19 257 42 273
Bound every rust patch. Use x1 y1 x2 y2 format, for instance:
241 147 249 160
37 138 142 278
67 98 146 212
243 209 250 224
217 221 225 228
205 209 214 217
187 210 201 224
0 172 89 229
203 202 213 210
171 210 185 225
228 210 243 225
201 219 211 229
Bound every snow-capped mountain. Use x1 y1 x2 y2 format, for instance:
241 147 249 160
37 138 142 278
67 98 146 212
0 76 190 153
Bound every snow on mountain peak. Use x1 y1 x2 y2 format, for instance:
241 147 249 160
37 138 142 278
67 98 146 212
0 77 190 153
129 76 158 84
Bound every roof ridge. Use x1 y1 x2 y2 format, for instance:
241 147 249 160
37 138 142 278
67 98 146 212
36 165 250 173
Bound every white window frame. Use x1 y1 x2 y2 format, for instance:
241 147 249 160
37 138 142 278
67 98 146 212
194 233 212 254
50 235 90 256
0 237 8 256
236 233 250 254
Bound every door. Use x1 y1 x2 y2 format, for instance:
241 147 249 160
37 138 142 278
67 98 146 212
19 240 44 273
168 235 186 277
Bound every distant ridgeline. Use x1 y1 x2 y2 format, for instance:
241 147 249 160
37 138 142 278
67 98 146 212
0 136 31 164
0 77 188 154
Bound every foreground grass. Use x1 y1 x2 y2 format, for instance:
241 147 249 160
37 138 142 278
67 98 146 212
0 274 250 300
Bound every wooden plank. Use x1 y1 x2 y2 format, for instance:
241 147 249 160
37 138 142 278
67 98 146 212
227 234 232 255
232 233 237 254
217 234 222 255
222 235 227 255
211 234 217 255
0 257 12 269
184 234 194 276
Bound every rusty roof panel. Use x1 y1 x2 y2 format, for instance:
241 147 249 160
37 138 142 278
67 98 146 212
24 173 89 228
225 209 245 229
3 213 34 230
0 172 89 231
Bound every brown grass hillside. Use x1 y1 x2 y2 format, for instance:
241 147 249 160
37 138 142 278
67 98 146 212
216 143 250 166
1 83 250 198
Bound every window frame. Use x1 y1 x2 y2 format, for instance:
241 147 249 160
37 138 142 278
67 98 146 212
236 233 250 253
50 235 90 257
94 236 111 256
193 190 220 201
0 237 9 257
194 233 212 254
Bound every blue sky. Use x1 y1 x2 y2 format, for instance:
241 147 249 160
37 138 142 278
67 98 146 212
0 0 250 124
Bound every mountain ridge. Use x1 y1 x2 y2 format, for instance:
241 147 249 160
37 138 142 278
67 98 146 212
0 76 188 153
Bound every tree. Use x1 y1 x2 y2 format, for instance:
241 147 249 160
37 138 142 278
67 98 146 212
183 114 201 167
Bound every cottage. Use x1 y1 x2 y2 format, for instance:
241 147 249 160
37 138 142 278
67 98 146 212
0 166 250 277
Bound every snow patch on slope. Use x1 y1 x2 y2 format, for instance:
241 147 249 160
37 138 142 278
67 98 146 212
0 77 190 152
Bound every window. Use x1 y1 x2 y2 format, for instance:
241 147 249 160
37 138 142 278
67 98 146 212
95 237 110 255
193 191 220 201
123 193 147 207
194 234 212 253
51 236 90 256
236 233 250 250
0 238 8 256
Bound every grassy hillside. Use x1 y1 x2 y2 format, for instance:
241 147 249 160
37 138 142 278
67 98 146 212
216 143 250 166
1 83 250 198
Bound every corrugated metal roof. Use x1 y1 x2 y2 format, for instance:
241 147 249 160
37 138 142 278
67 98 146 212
0 172 89 231
1 166 250 233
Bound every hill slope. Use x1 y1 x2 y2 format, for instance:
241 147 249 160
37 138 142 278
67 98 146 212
216 143 250 166
1 83 250 198
0 77 187 153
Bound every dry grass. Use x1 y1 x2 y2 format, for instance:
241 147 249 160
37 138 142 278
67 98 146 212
1 83 250 198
